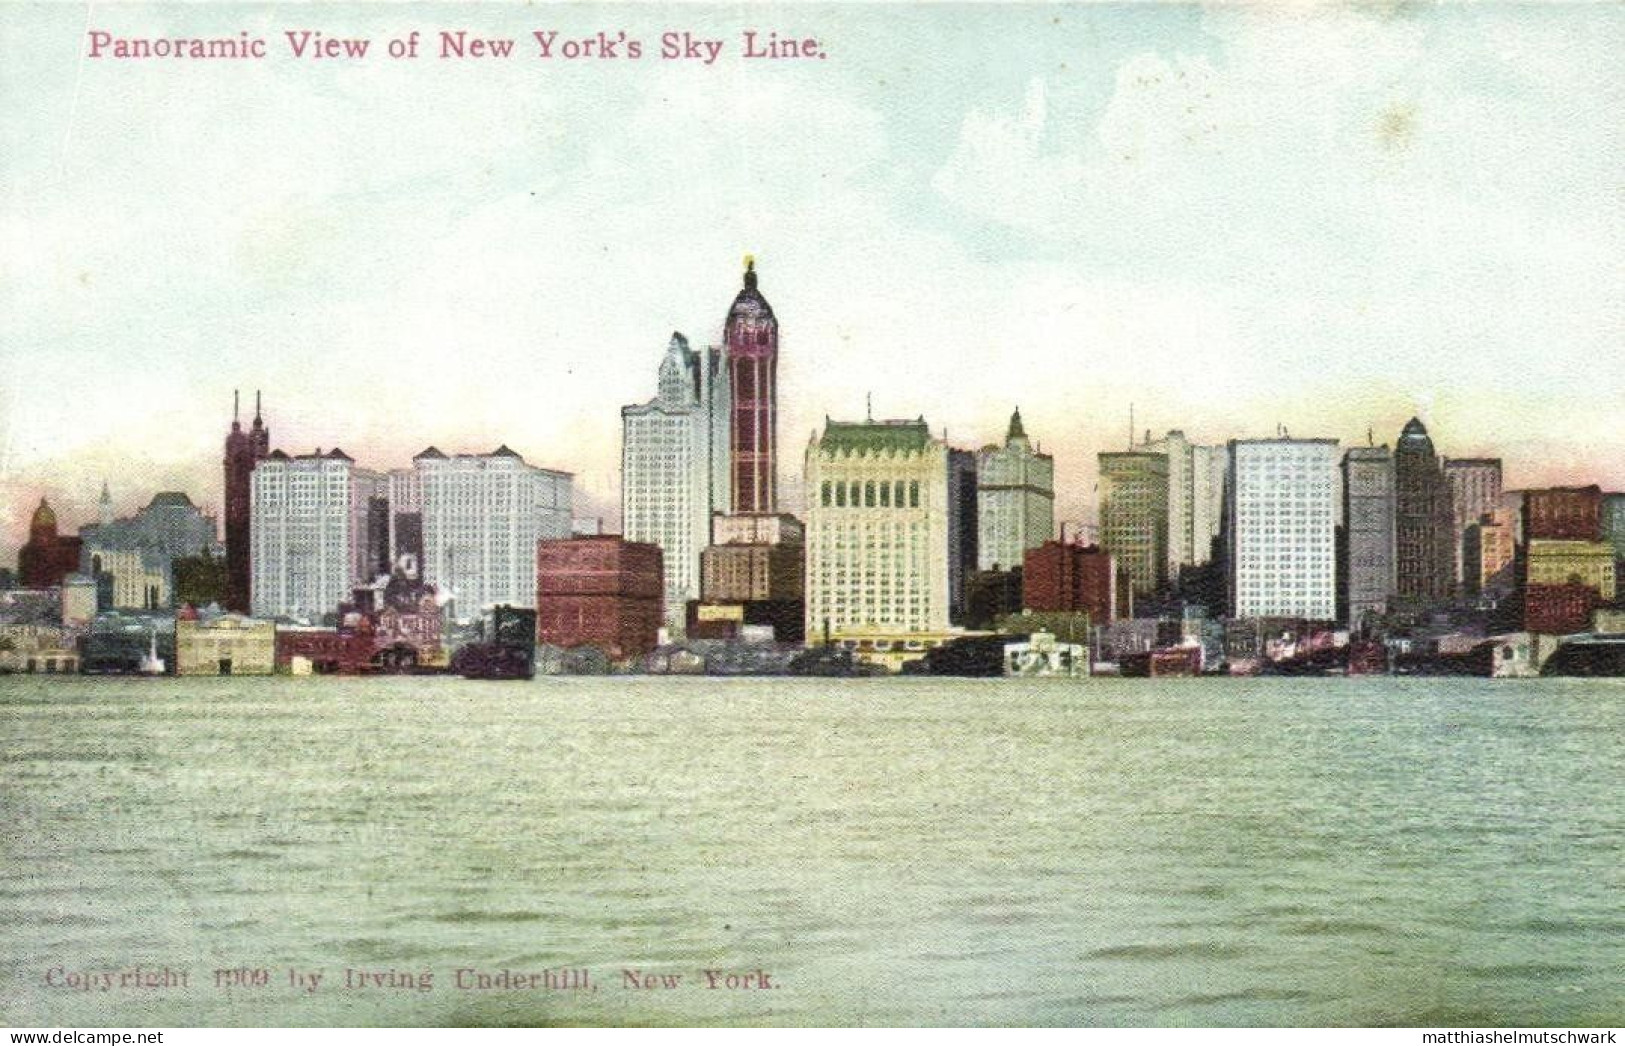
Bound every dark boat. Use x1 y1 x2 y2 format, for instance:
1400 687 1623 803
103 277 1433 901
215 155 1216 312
1539 635 1625 677
450 642 534 681
1120 646 1201 677
1346 638 1388 675
787 647 885 677
453 605 536 680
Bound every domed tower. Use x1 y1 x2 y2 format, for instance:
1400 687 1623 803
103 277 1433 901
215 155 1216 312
18 497 83 589
223 390 269 612
724 256 779 514
1394 417 1453 605
28 498 58 544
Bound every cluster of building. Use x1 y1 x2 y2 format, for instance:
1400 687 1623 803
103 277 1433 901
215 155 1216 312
5 258 1624 678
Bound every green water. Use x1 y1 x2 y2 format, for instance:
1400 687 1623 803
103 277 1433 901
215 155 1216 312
2 675 1621 1026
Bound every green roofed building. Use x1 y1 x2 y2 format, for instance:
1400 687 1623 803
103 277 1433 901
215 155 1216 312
804 417 953 665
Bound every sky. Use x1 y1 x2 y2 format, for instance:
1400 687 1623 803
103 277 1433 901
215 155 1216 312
2 2 1621 558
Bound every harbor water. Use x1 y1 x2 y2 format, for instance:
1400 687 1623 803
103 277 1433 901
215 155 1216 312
2 676 1621 1026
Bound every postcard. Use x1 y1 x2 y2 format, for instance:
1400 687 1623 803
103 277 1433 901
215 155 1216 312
1 0 1622 1033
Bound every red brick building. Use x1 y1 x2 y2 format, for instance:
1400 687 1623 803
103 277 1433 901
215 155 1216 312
275 624 376 674
1523 582 1599 636
537 536 662 660
1023 541 1115 626
18 499 83 589
1523 486 1603 542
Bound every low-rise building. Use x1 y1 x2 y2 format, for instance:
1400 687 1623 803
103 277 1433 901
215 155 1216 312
0 622 81 674
174 605 275 675
61 574 99 626
276 624 376 675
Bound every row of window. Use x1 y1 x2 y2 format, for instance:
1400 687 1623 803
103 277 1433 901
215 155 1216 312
820 480 922 509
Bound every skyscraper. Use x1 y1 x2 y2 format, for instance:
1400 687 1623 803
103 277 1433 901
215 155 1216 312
223 391 269 612
946 446 979 624
1341 445 1396 629
1227 438 1339 621
1139 429 1227 572
977 408 1055 571
250 448 382 620
413 445 572 621
1443 458 1503 587
621 332 723 634
804 418 950 645
725 257 778 514
1097 450 1169 597
1189 444 1228 567
1394 418 1454 605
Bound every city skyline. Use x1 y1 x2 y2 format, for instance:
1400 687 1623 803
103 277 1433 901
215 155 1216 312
3 3 1621 556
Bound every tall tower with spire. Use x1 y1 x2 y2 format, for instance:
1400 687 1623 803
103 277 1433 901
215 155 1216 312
976 407 1056 572
223 390 269 612
724 256 779 514
621 332 715 635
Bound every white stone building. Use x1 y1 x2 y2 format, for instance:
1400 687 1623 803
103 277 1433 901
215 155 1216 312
412 446 572 621
250 449 383 620
976 408 1055 571
1139 429 1227 572
804 418 951 643
1227 438 1340 621
621 332 730 635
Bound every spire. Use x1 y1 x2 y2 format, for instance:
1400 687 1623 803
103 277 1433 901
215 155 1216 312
743 253 757 291
1008 407 1027 441
99 481 113 527
254 390 262 423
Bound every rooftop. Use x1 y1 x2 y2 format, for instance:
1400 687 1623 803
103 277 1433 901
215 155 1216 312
820 418 933 455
